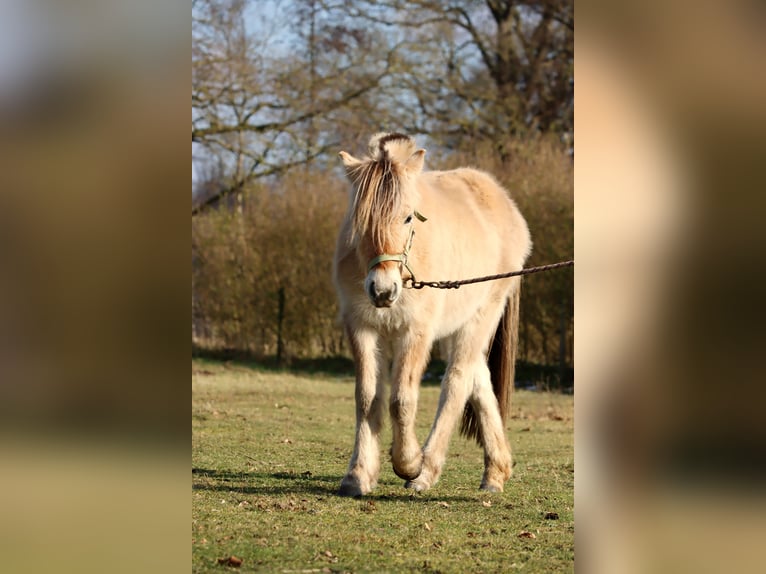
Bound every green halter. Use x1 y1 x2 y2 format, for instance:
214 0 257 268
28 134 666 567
366 211 427 280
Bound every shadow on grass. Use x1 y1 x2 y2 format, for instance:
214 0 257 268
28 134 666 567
193 467 337 496
192 347 356 378
193 347 573 391
192 347 447 386
192 467 479 502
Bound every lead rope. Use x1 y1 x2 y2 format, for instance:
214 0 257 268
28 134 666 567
404 259 574 290
367 211 572 289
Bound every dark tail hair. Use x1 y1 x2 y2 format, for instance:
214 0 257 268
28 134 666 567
459 285 520 444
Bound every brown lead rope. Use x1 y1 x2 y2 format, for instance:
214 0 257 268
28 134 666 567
404 260 574 290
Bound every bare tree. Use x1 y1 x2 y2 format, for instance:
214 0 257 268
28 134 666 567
325 0 573 151
192 0 400 213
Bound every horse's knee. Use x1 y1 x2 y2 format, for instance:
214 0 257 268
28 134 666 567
358 386 384 413
355 395 385 442
389 396 416 422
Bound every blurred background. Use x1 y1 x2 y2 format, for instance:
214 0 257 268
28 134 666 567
0 0 764 572
0 1 189 572
576 1 766 572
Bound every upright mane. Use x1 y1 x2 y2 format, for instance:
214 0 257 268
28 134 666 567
348 133 418 251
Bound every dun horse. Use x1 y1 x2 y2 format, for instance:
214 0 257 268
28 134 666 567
333 133 531 496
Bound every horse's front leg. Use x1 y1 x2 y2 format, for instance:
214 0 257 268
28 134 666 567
390 331 431 481
339 326 385 497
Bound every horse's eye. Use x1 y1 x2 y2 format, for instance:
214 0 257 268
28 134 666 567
404 215 413 224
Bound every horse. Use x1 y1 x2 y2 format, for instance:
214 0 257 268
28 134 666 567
332 133 532 497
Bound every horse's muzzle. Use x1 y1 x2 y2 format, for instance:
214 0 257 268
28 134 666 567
368 280 400 308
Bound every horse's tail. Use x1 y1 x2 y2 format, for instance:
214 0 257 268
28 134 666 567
460 283 520 445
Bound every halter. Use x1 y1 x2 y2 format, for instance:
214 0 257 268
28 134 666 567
366 210 427 280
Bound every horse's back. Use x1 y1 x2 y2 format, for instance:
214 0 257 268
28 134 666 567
419 167 531 268
421 168 521 220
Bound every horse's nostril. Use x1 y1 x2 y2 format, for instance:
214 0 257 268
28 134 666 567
367 277 400 307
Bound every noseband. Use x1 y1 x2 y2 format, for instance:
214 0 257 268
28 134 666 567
366 211 427 281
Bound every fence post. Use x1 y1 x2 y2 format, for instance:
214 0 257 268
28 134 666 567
276 286 286 366
558 299 567 388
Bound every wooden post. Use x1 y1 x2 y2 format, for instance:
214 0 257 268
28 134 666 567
558 299 567 388
276 286 286 366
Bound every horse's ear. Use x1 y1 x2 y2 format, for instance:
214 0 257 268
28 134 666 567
339 151 362 172
404 149 426 175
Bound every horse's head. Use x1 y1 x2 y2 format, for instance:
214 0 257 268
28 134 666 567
339 133 427 308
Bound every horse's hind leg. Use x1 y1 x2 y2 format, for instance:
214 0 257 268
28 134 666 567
339 327 386 497
404 357 473 492
469 364 513 492
407 298 510 493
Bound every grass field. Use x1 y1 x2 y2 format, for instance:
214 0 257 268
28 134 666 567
192 359 574 573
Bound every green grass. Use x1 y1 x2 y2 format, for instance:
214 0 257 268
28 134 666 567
192 359 573 573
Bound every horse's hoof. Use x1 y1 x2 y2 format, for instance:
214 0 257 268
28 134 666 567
404 478 430 492
391 450 423 481
338 477 367 498
479 482 503 493
337 485 364 498
393 466 421 481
